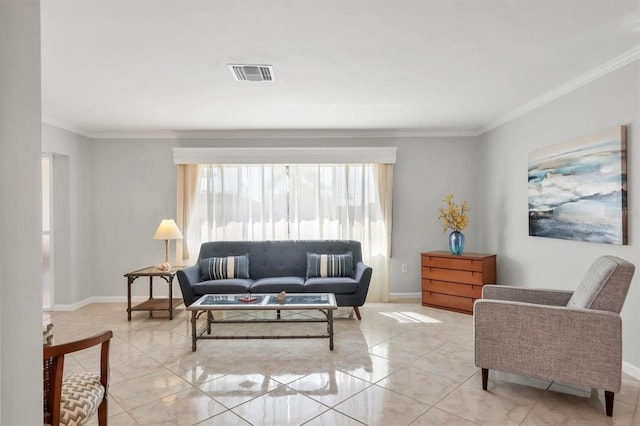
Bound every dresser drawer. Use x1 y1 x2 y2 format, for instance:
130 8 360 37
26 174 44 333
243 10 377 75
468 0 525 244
421 255 484 272
422 291 474 313
422 266 484 285
422 279 482 299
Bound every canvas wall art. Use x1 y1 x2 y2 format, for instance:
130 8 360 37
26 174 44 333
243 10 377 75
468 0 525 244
528 126 627 245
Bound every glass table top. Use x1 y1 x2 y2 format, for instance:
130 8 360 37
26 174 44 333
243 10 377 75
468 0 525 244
190 293 337 310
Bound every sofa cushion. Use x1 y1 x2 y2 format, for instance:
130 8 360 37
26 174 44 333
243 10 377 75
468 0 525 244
304 277 359 294
250 277 306 293
192 279 253 295
306 252 353 278
200 255 249 280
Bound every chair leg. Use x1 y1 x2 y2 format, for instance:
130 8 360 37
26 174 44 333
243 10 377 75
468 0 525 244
605 390 614 416
353 306 362 320
98 396 108 425
481 368 488 390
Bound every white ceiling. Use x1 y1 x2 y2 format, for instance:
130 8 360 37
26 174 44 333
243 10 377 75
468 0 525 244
40 0 640 137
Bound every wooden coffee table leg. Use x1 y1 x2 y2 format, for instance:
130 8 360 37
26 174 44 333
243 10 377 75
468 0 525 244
191 310 197 351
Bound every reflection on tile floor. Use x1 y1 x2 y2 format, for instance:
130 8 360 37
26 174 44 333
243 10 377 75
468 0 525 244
44 302 640 425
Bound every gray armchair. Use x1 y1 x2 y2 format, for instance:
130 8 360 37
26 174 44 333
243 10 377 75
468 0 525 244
474 255 635 417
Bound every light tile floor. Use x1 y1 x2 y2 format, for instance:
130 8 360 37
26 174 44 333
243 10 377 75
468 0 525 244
46 302 640 426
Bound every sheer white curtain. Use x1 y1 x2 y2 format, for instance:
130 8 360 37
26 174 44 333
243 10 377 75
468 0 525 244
180 164 289 261
177 162 393 302
288 164 391 301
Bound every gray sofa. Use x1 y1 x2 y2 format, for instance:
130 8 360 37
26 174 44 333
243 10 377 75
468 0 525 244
176 240 372 319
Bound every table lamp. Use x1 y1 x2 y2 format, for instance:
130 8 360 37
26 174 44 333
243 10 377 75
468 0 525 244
153 219 183 270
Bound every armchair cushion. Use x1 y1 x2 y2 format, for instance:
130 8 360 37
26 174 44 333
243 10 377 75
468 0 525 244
566 255 635 312
59 372 104 426
43 323 54 346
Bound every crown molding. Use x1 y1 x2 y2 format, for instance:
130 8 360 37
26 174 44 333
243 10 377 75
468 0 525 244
85 128 477 139
41 115 93 137
479 45 640 135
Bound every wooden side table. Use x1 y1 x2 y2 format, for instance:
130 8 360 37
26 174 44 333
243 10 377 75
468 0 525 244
124 266 184 320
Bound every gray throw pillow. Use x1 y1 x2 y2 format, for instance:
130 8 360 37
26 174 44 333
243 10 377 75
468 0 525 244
306 252 353 278
200 255 250 280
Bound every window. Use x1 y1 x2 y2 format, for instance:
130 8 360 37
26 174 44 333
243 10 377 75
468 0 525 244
175 147 395 302
187 164 383 246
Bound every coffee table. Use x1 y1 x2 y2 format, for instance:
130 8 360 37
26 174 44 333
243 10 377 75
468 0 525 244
187 293 337 351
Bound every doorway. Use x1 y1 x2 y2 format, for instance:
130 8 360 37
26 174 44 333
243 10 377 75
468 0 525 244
42 153 52 309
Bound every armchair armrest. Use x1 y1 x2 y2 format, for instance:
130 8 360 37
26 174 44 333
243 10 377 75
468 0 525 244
474 299 622 392
482 285 573 306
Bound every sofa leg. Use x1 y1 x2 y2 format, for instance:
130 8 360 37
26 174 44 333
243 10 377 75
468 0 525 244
605 390 614 416
481 368 488 390
353 306 361 320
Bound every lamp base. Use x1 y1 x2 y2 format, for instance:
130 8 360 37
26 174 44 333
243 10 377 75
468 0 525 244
157 262 171 271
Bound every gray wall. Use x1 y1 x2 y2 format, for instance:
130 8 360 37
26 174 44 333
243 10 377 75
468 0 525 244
480 62 640 372
0 1 42 424
87 136 480 300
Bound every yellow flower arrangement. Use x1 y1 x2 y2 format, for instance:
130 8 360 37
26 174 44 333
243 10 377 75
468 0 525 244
438 194 470 233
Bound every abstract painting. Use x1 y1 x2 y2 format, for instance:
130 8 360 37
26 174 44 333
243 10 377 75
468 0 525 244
528 126 627 245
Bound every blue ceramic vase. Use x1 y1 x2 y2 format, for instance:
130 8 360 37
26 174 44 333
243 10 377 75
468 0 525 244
449 231 465 255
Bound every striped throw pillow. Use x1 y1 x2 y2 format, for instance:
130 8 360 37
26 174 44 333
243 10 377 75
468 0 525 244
306 252 354 278
200 255 250 280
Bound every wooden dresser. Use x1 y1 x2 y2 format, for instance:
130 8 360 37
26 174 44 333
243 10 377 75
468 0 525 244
421 251 496 314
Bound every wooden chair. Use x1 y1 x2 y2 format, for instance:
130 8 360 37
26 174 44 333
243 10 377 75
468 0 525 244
43 329 113 426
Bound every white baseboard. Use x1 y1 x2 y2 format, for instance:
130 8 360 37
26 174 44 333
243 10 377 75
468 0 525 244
623 361 640 381
48 296 153 311
389 292 421 300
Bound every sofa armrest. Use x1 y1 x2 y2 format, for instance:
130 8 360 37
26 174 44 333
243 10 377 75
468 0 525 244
474 299 622 392
351 261 373 305
353 262 371 282
482 285 573 306
176 265 201 307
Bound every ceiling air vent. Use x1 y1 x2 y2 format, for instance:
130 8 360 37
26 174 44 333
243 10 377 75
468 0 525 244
228 64 274 82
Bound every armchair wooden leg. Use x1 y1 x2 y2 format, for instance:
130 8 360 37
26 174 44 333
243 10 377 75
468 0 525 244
98 397 108 425
605 390 614 416
481 368 488 390
353 306 362 320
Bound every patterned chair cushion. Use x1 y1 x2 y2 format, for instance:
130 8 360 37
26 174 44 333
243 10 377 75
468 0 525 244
43 323 54 346
58 372 104 426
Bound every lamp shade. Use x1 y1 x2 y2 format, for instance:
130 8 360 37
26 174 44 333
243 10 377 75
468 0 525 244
152 219 183 240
